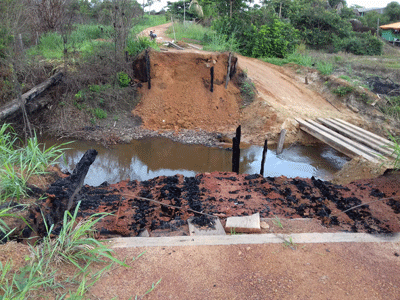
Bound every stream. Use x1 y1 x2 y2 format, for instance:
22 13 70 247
41 136 349 186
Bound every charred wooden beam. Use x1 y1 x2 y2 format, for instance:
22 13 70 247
145 50 151 90
260 139 268 176
210 66 214 92
232 125 241 174
33 149 98 235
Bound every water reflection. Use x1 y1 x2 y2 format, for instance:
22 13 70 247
41 136 349 186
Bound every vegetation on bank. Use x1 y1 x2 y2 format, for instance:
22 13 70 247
0 123 68 203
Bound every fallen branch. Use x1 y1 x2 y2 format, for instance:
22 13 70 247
0 71 63 120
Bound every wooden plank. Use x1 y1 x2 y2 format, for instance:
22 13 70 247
296 118 379 162
306 119 381 159
276 129 286 155
333 118 395 147
318 118 396 159
327 118 394 149
166 41 184 50
188 217 226 236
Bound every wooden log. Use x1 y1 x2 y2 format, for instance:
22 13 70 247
260 139 268 176
210 66 214 92
276 129 286 155
225 52 232 89
0 72 63 121
145 50 151 90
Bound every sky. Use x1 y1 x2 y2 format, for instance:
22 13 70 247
345 0 394 8
145 0 396 12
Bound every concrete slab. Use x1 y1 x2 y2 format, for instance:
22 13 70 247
111 232 400 248
188 217 226 236
225 213 261 233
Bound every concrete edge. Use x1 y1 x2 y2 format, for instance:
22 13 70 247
110 232 400 248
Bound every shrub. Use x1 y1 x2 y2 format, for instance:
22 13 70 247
93 108 107 119
203 32 239 52
126 36 158 56
117 72 131 87
333 33 383 56
332 86 353 96
242 20 299 58
317 61 333 75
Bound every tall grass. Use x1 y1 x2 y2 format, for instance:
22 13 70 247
262 51 334 75
0 202 127 299
203 32 239 52
166 22 211 42
0 123 70 203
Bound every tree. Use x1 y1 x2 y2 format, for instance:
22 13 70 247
361 11 389 29
384 1 400 22
289 0 352 49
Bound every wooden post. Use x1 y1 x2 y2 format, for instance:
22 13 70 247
225 52 232 89
145 50 151 89
276 129 286 155
260 139 268 176
232 125 241 174
210 66 214 92
18 34 23 51
236 124 241 144
232 137 239 173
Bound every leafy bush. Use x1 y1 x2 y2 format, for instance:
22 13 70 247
333 33 383 56
117 71 131 87
242 19 299 58
290 5 352 49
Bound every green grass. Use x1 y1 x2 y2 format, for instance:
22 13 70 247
0 202 128 299
272 215 283 229
332 86 354 97
0 123 70 203
339 75 351 81
93 108 107 119
316 61 334 75
166 22 211 42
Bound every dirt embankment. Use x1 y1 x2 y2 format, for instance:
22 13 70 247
132 50 241 133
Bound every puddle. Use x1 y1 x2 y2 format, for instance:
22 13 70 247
41 136 349 186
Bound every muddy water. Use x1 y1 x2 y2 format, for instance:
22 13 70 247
41 136 349 186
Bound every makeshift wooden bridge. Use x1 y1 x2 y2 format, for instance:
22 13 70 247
296 118 396 163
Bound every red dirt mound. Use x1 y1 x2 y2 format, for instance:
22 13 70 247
132 50 242 133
